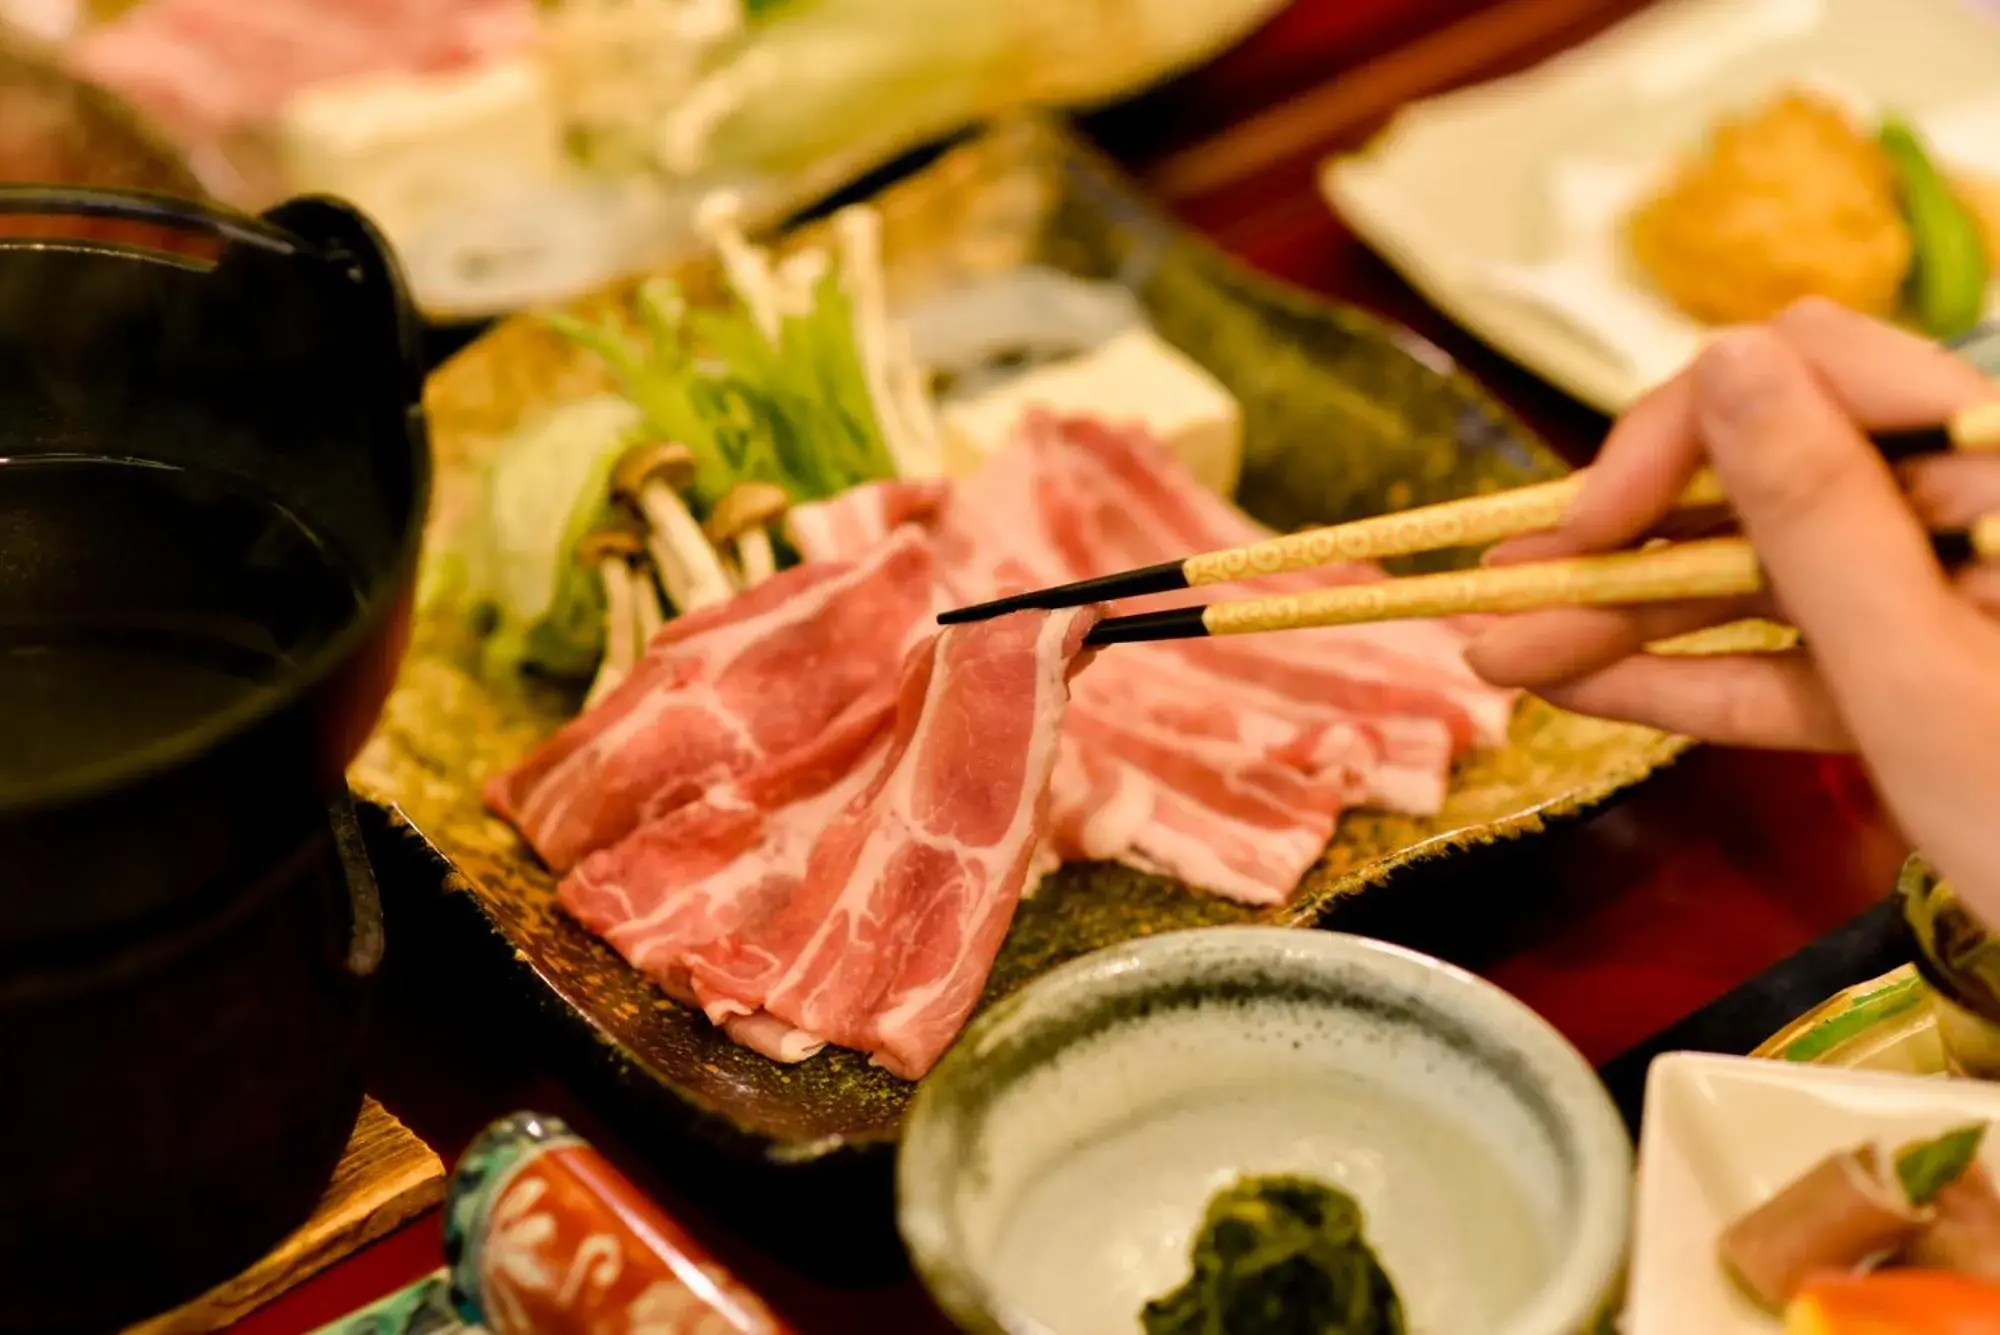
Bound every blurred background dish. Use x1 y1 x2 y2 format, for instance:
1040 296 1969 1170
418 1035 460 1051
1 0 1292 321
1751 965 1941 1075
1746 852 2000 1087
1322 0 2000 412
0 22 194 195
1628 1054 2000 1335
1897 856 2000 1080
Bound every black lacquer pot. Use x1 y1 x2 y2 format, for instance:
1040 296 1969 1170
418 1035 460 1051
0 189 429 1331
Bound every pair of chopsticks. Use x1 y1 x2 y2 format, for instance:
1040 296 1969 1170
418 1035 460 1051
936 405 2000 647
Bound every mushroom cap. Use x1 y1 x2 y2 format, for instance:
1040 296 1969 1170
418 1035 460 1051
703 480 793 542
612 440 698 499
576 522 646 566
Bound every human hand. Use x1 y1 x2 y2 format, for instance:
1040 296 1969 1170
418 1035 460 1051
1464 298 2000 915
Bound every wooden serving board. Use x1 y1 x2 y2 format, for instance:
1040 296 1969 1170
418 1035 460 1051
124 1099 446 1335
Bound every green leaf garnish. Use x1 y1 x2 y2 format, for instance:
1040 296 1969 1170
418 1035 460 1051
1897 1122 1988 1205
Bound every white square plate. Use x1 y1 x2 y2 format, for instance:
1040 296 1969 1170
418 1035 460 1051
1629 1051 2000 1335
1322 0 2000 412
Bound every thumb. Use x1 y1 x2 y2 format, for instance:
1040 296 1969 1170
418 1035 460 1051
1693 328 1960 669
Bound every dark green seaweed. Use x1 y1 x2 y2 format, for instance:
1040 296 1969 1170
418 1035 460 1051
1141 1176 1406 1335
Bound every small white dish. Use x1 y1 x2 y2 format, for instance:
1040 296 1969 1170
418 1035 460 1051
897 928 1630 1335
1629 1051 2000 1335
1323 0 2000 412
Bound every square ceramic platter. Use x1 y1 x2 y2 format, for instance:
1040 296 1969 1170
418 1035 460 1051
1629 1052 2000 1335
349 116 1700 1166
1323 0 2000 413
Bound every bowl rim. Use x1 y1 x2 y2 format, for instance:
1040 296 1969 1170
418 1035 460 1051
896 926 1631 1335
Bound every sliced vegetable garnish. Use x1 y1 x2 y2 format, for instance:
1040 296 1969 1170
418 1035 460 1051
1881 117 1991 342
1897 1123 1989 1207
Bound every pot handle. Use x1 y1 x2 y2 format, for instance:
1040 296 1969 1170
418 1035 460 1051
328 790 385 981
0 183 325 258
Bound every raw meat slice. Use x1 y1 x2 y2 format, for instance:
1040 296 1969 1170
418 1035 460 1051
787 412 1512 751
1046 734 1155 864
771 411 1509 901
684 605 1100 1079
1060 702 1346 906
784 478 950 566
485 526 937 871
68 0 537 143
559 688 896 1001
1022 411 1513 750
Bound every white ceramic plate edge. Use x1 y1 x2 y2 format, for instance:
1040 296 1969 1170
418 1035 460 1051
1629 1050 2000 1335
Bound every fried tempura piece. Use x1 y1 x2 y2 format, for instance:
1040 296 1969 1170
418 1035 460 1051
1628 90 1911 324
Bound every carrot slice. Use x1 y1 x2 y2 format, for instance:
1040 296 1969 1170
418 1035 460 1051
1785 1270 2000 1334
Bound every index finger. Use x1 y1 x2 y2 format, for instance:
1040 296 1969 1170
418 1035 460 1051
1691 327 1956 679
1543 368 1704 558
1773 297 1997 424
1550 298 2000 562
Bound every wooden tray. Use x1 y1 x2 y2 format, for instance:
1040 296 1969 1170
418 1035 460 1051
124 1098 446 1335
349 114 1700 1166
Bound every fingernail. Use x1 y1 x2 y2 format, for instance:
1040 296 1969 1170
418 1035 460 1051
1695 329 1788 433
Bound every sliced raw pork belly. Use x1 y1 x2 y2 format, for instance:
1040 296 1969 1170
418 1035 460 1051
784 477 951 564
560 688 897 1004
485 526 938 871
781 410 1515 903
68 0 537 145
1015 410 1513 752
683 605 1101 1079
1057 703 1346 906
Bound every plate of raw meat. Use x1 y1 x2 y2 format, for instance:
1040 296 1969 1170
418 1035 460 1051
352 117 1698 1165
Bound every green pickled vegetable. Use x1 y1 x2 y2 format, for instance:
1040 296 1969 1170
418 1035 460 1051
1881 117 1990 341
1142 1176 1406 1335
1897 1123 1988 1206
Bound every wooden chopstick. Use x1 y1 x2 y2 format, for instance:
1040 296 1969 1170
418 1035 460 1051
1080 517 2000 646
939 404 2000 627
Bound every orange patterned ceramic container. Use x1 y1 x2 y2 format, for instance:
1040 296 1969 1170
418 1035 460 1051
315 1112 792 1335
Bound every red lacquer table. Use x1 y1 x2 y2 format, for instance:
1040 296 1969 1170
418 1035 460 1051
238 2 1914 1330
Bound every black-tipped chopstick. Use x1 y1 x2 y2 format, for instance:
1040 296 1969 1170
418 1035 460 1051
1077 517 2000 646
939 406 2000 627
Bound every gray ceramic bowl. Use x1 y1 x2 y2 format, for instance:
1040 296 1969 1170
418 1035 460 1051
898 928 1630 1335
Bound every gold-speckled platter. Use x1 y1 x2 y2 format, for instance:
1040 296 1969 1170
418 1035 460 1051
352 116 1695 1163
